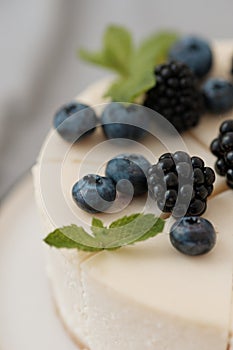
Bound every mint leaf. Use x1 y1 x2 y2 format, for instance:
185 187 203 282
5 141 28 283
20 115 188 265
79 25 178 102
104 70 155 102
44 224 103 252
103 25 132 75
44 214 165 252
79 25 132 76
135 31 179 67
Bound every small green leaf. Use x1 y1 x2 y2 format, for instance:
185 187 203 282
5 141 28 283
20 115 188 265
79 25 178 102
44 224 103 251
103 25 133 75
109 213 140 228
79 25 133 76
44 214 165 252
79 50 110 69
104 70 156 102
135 31 179 67
92 217 105 228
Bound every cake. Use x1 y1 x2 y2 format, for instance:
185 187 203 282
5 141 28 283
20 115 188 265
33 38 233 350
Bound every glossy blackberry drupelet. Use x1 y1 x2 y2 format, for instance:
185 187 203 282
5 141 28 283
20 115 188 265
170 216 216 256
144 61 203 133
147 151 215 217
169 36 213 78
54 102 97 143
202 78 233 114
101 103 147 141
72 174 116 213
105 154 151 196
210 119 233 189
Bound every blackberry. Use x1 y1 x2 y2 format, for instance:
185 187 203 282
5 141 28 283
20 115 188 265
143 61 203 133
210 119 233 189
147 151 215 217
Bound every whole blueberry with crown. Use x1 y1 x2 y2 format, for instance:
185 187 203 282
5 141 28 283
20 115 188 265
170 216 216 256
53 102 97 143
169 36 213 78
101 103 147 141
105 153 151 196
72 174 116 213
202 78 233 114
210 119 233 189
147 151 215 217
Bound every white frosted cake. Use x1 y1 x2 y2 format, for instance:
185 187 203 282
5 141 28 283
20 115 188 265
33 40 233 350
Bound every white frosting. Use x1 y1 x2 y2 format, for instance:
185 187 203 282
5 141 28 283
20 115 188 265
33 41 233 349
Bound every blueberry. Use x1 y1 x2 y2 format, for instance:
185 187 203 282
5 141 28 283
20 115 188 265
202 78 233 114
169 36 212 78
72 174 116 213
54 102 97 143
101 103 148 140
170 216 216 256
105 154 151 196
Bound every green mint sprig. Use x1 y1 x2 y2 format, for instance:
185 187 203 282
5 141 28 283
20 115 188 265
79 25 178 102
44 213 165 252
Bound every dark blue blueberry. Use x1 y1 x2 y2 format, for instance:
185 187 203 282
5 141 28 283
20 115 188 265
101 103 148 140
105 154 151 196
53 102 97 143
170 216 216 256
202 78 233 114
72 174 116 213
169 36 212 78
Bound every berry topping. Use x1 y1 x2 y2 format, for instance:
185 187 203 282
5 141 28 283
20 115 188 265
53 102 97 143
147 151 215 217
72 174 116 213
101 103 147 140
169 216 216 256
169 36 213 78
211 119 233 188
144 61 203 132
105 154 151 196
202 78 233 114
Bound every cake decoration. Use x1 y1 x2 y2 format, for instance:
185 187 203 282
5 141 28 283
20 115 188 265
105 153 151 196
44 213 165 252
169 216 216 256
143 61 204 132
168 36 213 78
72 174 116 214
53 102 97 143
147 151 215 217
79 25 178 103
202 78 233 114
211 119 233 188
101 103 148 140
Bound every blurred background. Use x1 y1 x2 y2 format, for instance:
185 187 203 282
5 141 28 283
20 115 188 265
1 0 233 199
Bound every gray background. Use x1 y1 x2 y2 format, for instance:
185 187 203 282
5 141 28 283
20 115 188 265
1 0 233 199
